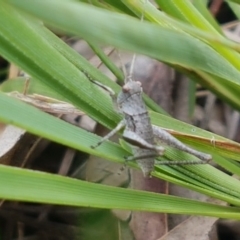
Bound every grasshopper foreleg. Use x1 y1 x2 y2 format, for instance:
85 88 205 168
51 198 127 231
91 120 126 148
90 80 115 96
152 125 212 164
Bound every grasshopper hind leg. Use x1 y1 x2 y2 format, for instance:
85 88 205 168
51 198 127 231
152 126 212 164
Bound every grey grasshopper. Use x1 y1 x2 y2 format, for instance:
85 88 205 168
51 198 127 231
90 0 211 176
90 76 212 177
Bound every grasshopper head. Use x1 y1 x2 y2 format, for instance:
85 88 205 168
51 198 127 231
122 81 142 95
117 80 146 115
117 81 142 108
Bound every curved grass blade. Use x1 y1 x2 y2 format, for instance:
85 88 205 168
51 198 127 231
6 0 240 84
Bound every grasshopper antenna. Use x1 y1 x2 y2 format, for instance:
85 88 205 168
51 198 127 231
116 2 148 84
116 50 128 84
127 0 147 83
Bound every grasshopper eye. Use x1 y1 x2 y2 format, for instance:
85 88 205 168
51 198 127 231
122 84 130 92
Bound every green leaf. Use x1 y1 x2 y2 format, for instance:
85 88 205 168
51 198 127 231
5 0 240 82
88 42 125 82
227 0 240 18
6 0 240 113
0 93 125 163
191 0 222 33
155 0 218 32
1 92 240 206
228 0 240 4
0 2 120 129
1 164 240 219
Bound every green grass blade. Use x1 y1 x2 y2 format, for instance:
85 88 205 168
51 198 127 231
0 2 120 129
6 0 240 83
87 42 125 82
227 1 240 18
2 92 240 206
228 0 240 4
5 0 240 115
0 93 125 163
1 165 240 218
191 0 222 33
155 0 218 32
